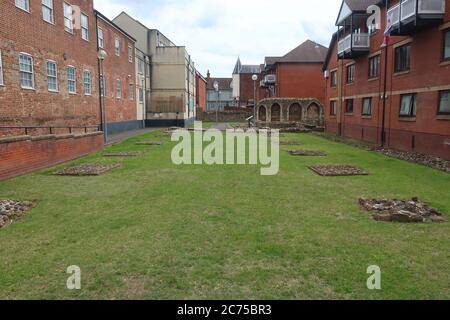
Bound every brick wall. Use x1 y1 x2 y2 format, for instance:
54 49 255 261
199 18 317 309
196 74 207 111
196 108 251 122
0 0 100 133
0 132 104 181
96 14 137 128
277 63 325 104
239 73 257 106
324 2 450 160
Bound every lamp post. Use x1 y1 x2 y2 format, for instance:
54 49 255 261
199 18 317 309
252 74 258 126
213 80 219 123
97 49 107 143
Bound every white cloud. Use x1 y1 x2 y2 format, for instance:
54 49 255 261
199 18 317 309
94 0 341 77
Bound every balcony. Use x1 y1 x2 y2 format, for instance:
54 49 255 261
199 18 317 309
264 74 276 84
387 0 445 35
337 33 370 59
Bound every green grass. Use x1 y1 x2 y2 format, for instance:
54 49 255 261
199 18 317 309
0 129 449 299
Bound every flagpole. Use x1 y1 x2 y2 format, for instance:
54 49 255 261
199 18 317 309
381 0 389 148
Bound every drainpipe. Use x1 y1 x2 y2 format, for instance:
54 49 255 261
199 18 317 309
381 0 389 147
95 14 104 140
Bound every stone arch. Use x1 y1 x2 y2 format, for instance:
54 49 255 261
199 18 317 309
271 103 281 122
306 102 322 126
288 103 302 122
258 105 267 122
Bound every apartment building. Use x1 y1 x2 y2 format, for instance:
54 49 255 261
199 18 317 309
95 11 138 134
206 74 234 111
260 40 328 104
113 12 197 127
0 0 99 136
323 0 450 159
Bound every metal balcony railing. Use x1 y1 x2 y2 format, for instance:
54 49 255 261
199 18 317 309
338 33 369 55
387 0 445 25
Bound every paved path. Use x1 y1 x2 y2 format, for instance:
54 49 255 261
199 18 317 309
106 127 162 146
212 123 233 130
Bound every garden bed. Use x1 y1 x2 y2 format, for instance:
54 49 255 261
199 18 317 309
103 151 144 157
135 141 164 146
309 165 368 176
377 148 449 173
359 198 446 223
289 150 326 156
54 163 122 176
0 200 35 228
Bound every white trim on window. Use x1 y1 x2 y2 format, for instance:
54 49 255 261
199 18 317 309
42 0 54 24
46 60 58 92
83 70 92 96
98 27 104 48
67 65 76 94
129 83 134 100
63 2 73 34
0 50 4 86
15 0 30 12
115 38 121 56
19 53 34 89
128 46 133 63
81 13 89 41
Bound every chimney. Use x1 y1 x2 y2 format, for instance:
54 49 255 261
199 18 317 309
207 70 210 80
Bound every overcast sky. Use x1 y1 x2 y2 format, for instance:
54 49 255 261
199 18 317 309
94 0 342 77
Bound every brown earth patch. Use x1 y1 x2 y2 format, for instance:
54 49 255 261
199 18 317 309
54 163 122 176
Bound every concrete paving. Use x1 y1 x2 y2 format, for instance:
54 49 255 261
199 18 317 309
105 127 163 146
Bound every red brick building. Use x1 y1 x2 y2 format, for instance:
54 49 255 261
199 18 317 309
95 11 137 134
323 0 450 160
231 58 261 107
261 40 328 105
0 0 99 136
195 71 207 111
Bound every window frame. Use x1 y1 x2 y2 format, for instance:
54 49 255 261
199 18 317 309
346 64 355 84
129 83 134 100
330 70 337 88
116 79 122 98
67 65 77 94
399 93 417 118
63 2 74 34
443 28 450 62
19 53 35 89
42 0 54 24
46 60 58 92
115 38 121 56
368 55 380 79
394 43 411 73
81 13 89 41
128 46 133 63
362 97 373 116
83 70 91 96
0 50 4 86
438 90 450 115
98 27 104 49
345 99 354 114
100 74 106 97
15 0 30 12
330 100 337 116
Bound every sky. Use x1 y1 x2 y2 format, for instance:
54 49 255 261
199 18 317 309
94 0 342 77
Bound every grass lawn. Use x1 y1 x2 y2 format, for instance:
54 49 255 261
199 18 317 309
0 128 449 299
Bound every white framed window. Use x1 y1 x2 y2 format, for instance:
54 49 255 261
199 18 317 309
138 59 144 74
15 0 30 12
46 60 58 92
67 66 76 93
129 83 134 100
0 50 4 86
64 2 73 33
116 79 122 98
81 14 89 41
138 88 144 103
19 53 34 89
42 0 54 24
99 74 105 97
98 28 104 48
115 38 120 56
83 70 91 95
128 46 133 63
